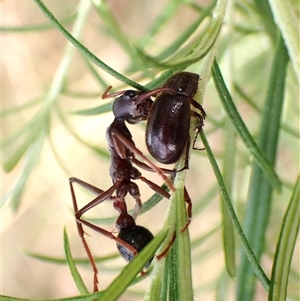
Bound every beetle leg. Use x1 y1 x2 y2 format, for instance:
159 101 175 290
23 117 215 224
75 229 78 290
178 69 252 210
190 110 205 151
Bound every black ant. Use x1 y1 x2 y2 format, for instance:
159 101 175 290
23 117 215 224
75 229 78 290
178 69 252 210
70 89 172 291
70 72 205 291
70 115 174 291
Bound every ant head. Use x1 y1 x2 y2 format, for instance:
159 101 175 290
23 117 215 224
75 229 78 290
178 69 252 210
112 90 141 120
113 90 153 123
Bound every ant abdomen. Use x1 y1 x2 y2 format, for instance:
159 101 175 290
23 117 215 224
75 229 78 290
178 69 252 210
117 225 154 267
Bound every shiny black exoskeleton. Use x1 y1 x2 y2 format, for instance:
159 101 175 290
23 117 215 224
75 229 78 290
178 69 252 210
116 213 154 267
112 90 153 124
146 72 206 164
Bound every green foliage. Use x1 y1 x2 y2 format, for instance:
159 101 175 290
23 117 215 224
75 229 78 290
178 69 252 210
2 0 299 300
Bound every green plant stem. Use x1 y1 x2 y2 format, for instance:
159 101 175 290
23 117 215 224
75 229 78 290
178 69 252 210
33 0 146 91
211 59 281 191
200 131 270 291
3 0 92 209
1 13 76 32
221 120 236 277
173 171 193 301
268 0 299 80
236 34 289 301
268 175 300 301
252 0 277 40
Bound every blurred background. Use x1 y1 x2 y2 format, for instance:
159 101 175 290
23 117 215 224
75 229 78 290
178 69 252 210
2 0 299 300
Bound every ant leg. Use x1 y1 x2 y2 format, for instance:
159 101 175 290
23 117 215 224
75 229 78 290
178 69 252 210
69 177 114 198
70 178 120 218
69 178 121 292
191 110 205 151
111 127 176 192
132 157 175 175
156 232 176 260
102 86 173 101
140 176 170 199
78 218 139 258
156 187 192 259
70 179 100 292
132 87 176 105
132 195 142 220
181 188 192 232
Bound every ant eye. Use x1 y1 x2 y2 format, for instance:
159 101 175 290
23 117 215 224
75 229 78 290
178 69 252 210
124 90 138 100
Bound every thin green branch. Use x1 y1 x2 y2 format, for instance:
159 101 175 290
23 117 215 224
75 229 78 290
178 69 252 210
200 130 270 291
268 175 300 301
33 0 146 91
211 58 281 192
